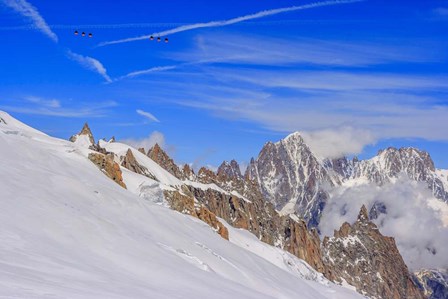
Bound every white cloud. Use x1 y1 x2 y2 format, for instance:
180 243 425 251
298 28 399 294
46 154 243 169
24 96 60 108
301 127 376 159
171 34 441 67
434 7 448 16
121 131 165 151
0 98 117 118
118 65 178 81
99 0 363 46
2 0 57 42
136 109 160 123
66 50 111 83
319 177 448 270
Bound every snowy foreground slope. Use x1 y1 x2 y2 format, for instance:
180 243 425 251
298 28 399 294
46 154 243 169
0 112 363 299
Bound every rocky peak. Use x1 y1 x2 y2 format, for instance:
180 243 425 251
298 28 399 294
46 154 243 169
197 167 217 184
246 131 335 228
350 146 447 201
379 147 435 176
69 122 95 147
357 204 369 223
181 164 196 181
121 149 156 180
414 269 448 299
147 143 183 179
217 160 242 181
323 206 425 299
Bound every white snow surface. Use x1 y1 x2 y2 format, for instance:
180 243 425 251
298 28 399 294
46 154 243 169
0 111 364 299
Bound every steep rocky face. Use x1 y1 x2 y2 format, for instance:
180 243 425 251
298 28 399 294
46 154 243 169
0 117 6 125
121 149 156 180
217 160 243 180
69 123 95 148
197 167 218 184
322 205 425 299
159 156 326 272
246 132 337 227
147 144 183 179
181 164 196 181
414 269 448 299
88 152 126 189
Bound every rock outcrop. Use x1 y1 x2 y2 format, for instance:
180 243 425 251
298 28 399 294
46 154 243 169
415 269 448 299
121 149 156 180
163 189 229 240
245 132 337 227
88 152 127 189
322 205 425 299
69 123 95 148
147 144 183 179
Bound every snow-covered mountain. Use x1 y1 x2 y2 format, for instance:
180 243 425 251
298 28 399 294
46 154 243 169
0 111 365 298
246 132 448 228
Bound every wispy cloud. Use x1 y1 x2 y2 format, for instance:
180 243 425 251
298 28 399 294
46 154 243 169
0 97 117 118
139 67 448 143
170 33 445 67
2 0 58 42
136 109 160 123
98 0 364 46
116 65 179 81
66 50 112 83
24 95 60 108
434 7 448 16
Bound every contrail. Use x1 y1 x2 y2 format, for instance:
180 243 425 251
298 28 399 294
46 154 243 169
98 0 364 47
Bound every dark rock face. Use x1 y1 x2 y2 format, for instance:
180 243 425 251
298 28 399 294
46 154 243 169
153 151 326 272
121 149 156 180
415 269 448 299
245 133 337 228
0 117 7 125
322 205 425 299
217 160 243 181
147 143 183 179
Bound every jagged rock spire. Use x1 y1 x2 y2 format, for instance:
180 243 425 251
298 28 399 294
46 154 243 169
147 143 183 179
357 204 369 223
69 122 95 147
217 160 242 180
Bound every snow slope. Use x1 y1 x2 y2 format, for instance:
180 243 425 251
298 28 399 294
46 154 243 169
0 111 363 299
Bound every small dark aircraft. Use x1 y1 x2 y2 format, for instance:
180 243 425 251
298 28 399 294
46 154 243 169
165 38 168 43
150 36 154 41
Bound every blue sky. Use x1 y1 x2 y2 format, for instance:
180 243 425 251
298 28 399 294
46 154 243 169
1 0 447 169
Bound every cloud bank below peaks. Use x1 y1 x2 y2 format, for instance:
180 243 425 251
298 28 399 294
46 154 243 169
319 177 448 270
